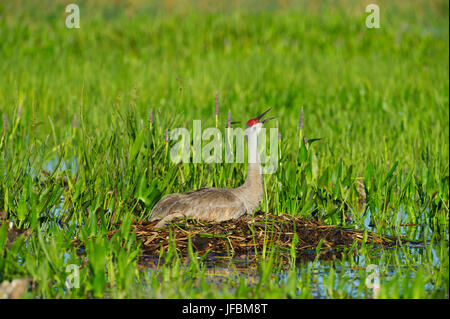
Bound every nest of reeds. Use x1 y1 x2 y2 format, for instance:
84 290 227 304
107 211 414 264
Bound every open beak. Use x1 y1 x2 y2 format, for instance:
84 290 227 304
257 107 276 124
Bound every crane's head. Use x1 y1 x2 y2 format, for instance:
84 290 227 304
246 108 275 135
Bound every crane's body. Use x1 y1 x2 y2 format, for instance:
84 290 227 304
148 109 274 228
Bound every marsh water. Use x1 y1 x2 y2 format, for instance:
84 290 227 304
28 159 448 298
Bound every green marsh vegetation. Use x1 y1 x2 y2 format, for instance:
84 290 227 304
0 0 448 298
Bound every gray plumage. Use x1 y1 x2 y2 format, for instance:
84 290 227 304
148 163 262 228
148 108 273 229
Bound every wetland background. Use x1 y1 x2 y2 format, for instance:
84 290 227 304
0 0 448 298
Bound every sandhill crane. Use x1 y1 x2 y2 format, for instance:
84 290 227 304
148 108 275 228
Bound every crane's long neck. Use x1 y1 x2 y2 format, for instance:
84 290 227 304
247 131 260 165
235 130 263 214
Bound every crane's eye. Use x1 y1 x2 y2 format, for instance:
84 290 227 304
246 119 259 127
